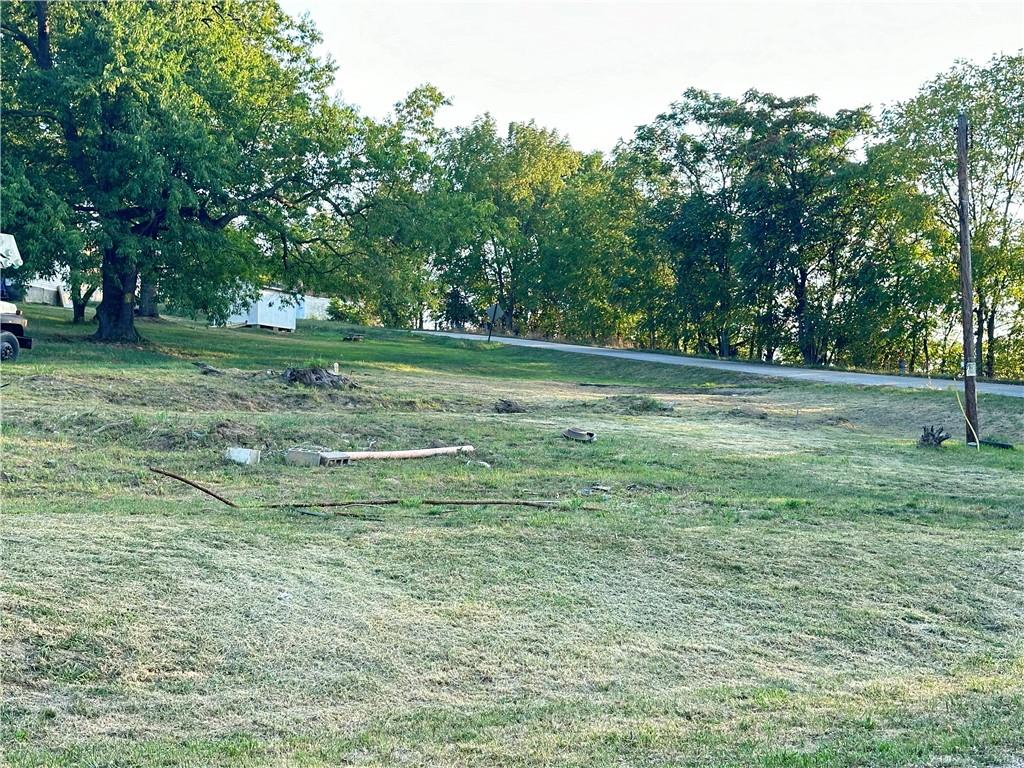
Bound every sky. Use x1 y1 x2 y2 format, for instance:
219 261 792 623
279 0 1024 153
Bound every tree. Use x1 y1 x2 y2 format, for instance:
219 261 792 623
533 152 635 340
432 117 581 333
882 53 1024 376
625 89 877 363
438 288 476 329
339 87 449 328
831 144 953 372
630 90 749 357
0 158 95 322
610 144 682 350
737 92 874 365
1 0 360 342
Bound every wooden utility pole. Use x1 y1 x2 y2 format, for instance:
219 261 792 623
956 112 980 445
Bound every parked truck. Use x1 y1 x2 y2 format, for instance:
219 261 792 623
0 233 33 361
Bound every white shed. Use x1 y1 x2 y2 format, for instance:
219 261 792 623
296 294 331 320
226 288 297 332
24 276 72 307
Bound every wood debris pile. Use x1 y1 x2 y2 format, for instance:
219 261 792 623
281 367 358 389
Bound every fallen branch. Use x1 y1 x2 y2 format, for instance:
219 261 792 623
149 467 601 513
257 497 602 511
149 466 239 508
296 508 383 521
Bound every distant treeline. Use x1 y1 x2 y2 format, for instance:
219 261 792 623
2 2 1021 376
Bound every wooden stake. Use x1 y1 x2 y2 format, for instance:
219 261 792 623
956 113 980 446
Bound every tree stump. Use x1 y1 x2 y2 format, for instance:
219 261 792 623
918 425 951 448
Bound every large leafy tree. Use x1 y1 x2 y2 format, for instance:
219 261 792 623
630 90 749 357
1 0 359 341
625 90 883 364
432 117 581 332
737 93 875 365
610 145 684 350
313 86 450 328
534 152 635 340
883 52 1024 376
831 144 953 372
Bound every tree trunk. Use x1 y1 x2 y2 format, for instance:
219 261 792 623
138 273 159 318
68 273 97 324
795 268 814 365
975 300 984 378
985 307 996 378
94 247 140 343
718 328 730 358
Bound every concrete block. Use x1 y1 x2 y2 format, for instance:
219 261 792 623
286 449 324 467
225 447 261 465
319 451 352 466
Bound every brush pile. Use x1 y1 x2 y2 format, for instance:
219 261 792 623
281 367 359 389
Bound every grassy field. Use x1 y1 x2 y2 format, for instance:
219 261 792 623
2 305 1022 768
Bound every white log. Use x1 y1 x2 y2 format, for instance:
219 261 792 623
340 445 475 461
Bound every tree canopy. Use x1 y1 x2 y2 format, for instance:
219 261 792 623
2 3 1021 377
2 0 360 340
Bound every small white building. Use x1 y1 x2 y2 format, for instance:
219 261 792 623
295 294 331 321
24 277 71 307
226 287 297 332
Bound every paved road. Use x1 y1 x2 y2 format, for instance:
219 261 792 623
416 330 1024 399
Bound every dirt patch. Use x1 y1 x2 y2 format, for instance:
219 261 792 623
495 398 527 413
726 406 770 420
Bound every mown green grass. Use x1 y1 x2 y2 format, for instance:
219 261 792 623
1 306 1022 767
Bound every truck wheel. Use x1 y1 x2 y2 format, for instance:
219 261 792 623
0 331 19 362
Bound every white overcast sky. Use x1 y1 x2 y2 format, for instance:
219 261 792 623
279 0 1024 153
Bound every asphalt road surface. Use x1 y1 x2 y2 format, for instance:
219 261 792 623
416 330 1024 400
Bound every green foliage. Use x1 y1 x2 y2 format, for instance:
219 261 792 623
326 297 371 325
430 117 583 333
1 2 1020 377
619 64 1023 375
882 53 1024 377
438 287 477 328
1 0 359 341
